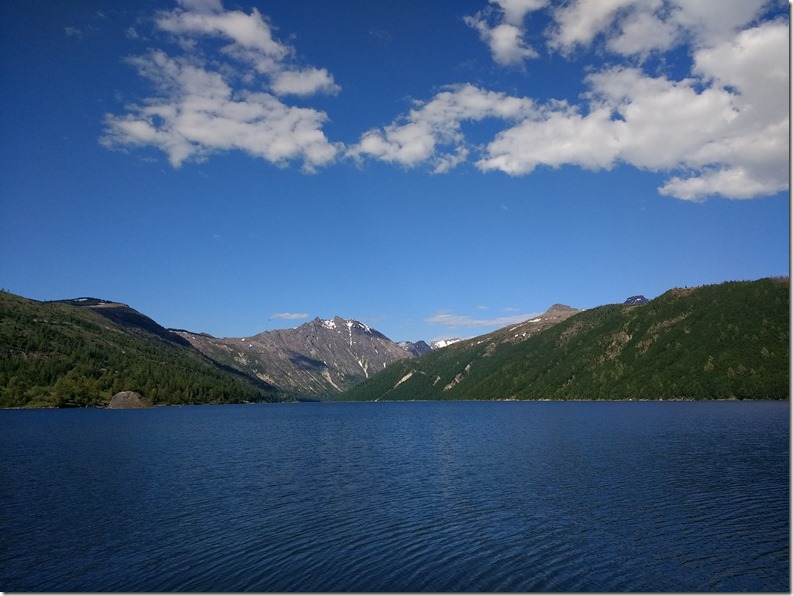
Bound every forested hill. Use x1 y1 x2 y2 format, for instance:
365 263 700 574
340 278 789 402
0 292 282 407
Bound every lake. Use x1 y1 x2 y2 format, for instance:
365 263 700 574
0 400 788 592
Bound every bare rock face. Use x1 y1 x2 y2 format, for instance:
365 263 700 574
108 391 150 409
175 317 414 399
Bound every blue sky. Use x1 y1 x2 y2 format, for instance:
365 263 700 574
0 0 789 343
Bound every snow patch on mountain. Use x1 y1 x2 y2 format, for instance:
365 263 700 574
432 338 461 349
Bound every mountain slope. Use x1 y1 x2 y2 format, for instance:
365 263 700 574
174 316 413 399
59 297 192 346
341 279 789 401
338 302 581 401
0 292 282 407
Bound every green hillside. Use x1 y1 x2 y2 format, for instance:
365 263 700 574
341 278 789 402
0 292 282 408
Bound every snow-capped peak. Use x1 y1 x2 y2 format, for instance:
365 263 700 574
318 317 374 334
431 338 461 349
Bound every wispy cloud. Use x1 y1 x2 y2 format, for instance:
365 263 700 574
101 0 340 171
271 312 310 320
426 310 540 330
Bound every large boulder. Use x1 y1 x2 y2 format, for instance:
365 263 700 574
108 391 150 409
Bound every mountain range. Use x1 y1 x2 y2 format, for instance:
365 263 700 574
0 278 788 407
173 316 416 399
172 305 581 400
342 278 789 402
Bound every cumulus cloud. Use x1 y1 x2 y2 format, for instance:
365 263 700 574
473 0 770 66
547 0 768 56
477 102 621 173
349 84 535 172
659 20 790 199
427 310 540 330
478 24 789 202
102 0 340 170
271 68 340 97
358 1 787 200
104 0 787 201
464 0 548 65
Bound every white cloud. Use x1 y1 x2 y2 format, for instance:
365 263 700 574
349 84 535 172
427 310 540 329
377 3 788 201
105 1 787 201
670 0 769 48
102 51 339 171
476 103 620 174
466 19 539 65
494 0 549 26
271 312 310 320
548 0 638 53
157 3 289 66
464 0 547 66
585 67 739 170
662 20 790 199
659 167 780 201
102 0 340 170
547 0 769 56
270 68 340 97
477 36 788 201
606 8 678 55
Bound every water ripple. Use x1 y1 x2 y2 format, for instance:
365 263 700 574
0 401 788 592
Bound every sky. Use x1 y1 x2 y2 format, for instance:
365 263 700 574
0 0 789 344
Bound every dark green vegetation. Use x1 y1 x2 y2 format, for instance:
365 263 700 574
0 293 282 408
341 278 789 402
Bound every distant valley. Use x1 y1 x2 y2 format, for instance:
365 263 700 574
0 277 788 407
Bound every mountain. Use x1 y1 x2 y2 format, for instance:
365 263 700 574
624 295 649 305
0 292 282 408
174 316 414 399
58 297 193 346
431 338 462 349
4 278 787 408
340 279 789 402
398 340 432 357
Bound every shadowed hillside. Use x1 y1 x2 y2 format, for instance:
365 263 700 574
0 292 282 408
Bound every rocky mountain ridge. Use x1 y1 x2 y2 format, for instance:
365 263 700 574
174 316 415 399
4 287 684 406
173 304 586 399
398 340 432 357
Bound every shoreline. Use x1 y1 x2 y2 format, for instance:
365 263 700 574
3 396 788 410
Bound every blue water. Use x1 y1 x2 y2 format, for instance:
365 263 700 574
0 400 788 592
